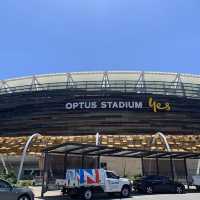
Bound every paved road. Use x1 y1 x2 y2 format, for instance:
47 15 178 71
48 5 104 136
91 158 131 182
35 193 200 200
32 187 200 200
35 192 200 200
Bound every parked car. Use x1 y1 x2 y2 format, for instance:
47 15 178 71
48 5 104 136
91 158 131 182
0 179 34 200
57 168 132 200
133 175 185 194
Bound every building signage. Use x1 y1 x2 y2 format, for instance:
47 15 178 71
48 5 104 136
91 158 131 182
65 101 143 110
65 97 171 113
148 97 171 112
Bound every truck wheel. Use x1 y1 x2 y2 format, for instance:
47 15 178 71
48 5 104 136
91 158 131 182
121 186 130 198
82 188 93 200
18 195 31 200
176 186 184 194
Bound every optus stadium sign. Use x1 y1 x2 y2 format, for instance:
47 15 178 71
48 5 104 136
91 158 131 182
65 97 171 113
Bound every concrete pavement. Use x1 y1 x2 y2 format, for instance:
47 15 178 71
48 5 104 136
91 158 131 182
31 187 200 200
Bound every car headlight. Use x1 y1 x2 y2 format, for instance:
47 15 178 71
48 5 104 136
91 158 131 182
129 180 133 185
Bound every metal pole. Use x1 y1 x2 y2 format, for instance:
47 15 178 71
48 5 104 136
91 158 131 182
184 158 189 190
64 154 68 179
41 152 48 198
196 159 200 175
141 157 145 176
97 156 100 168
170 157 174 181
151 132 171 152
81 155 85 168
156 157 159 176
96 132 100 146
17 133 41 182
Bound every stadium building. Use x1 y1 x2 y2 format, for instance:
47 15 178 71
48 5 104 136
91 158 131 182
0 71 200 183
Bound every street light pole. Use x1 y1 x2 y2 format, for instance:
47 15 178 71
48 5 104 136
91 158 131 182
17 133 41 183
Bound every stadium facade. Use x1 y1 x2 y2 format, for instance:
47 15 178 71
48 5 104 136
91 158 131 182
1 71 200 136
0 71 200 180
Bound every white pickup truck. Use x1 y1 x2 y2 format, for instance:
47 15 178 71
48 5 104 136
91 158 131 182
57 168 132 200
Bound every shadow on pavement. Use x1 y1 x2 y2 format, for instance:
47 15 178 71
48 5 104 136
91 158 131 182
36 190 200 200
37 193 133 200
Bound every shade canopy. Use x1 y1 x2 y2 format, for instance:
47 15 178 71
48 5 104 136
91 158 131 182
43 142 200 159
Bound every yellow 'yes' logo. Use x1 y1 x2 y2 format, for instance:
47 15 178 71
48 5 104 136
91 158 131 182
148 97 171 113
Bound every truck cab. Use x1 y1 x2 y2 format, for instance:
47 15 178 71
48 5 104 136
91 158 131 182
104 170 131 194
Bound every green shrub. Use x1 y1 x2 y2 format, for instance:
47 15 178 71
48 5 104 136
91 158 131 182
129 174 142 181
0 170 33 187
17 180 33 187
0 170 17 184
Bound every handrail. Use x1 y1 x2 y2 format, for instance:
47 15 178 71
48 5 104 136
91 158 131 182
1 80 200 99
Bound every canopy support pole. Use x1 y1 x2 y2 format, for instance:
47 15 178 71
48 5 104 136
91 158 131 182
64 154 68 179
156 157 159 176
170 157 174 181
184 158 189 190
141 157 145 176
41 152 48 198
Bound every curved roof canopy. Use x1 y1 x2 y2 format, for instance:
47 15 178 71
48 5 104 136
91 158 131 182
1 71 200 98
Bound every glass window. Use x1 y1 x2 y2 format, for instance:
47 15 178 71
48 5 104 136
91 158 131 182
161 176 170 183
0 181 10 189
106 171 119 179
154 176 162 180
145 175 157 180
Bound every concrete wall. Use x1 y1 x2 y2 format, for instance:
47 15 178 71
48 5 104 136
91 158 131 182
101 156 142 177
186 159 200 182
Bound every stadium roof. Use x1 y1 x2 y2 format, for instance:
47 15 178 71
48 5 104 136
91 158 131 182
1 71 200 99
3 71 200 84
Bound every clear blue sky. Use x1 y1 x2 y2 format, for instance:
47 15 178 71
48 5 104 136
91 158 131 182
0 0 200 79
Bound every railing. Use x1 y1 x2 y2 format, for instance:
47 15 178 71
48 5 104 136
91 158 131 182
1 80 200 99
